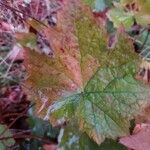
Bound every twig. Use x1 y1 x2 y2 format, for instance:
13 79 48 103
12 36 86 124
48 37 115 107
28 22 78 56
3 46 21 79
0 1 48 28
2 113 28 118
0 50 15 66
0 104 35 136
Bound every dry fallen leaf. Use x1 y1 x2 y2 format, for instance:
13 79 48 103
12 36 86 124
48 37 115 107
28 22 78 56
120 124 150 150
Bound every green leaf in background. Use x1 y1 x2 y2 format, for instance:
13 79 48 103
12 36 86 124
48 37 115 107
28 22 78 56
28 116 59 138
106 20 116 36
83 0 119 12
0 143 5 150
58 121 127 150
107 8 134 28
108 0 150 27
135 16 150 26
0 124 15 150
137 30 150 47
83 0 95 9
20 116 59 150
120 0 150 15
135 30 150 60
95 0 110 12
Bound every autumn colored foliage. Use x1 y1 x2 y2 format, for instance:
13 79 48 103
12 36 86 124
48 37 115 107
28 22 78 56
0 0 150 149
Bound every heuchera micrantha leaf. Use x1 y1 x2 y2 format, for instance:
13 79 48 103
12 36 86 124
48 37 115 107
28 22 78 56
25 0 150 144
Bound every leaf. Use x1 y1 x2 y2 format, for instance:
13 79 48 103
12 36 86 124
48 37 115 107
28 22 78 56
25 0 150 144
28 116 59 138
107 8 134 28
58 121 127 150
100 139 127 150
50 65 150 144
0 124 15 149
135 30 150 60
94 0 112 12
120 0 150 15
120 124 150 150
108 0 150 27
82 0 117 12
20 116 59 150
83 0 95 8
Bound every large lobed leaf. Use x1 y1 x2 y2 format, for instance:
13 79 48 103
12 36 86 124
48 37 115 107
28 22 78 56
25 0 150 145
